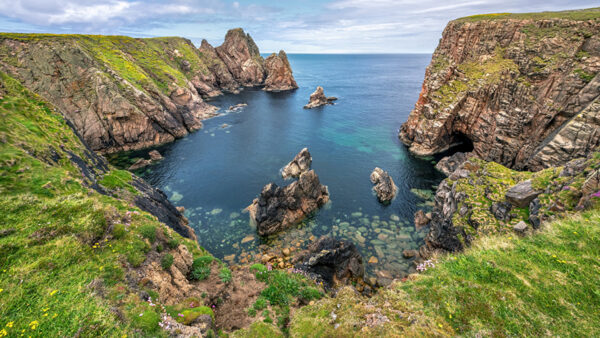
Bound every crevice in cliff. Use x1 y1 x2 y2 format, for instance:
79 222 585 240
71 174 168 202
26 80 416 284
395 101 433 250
437 131 474 160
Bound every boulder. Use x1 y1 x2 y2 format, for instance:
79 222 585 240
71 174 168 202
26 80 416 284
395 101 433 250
490 201 512 221
250 170 329 236
414 210 430 229
293 236 364 288
263 50 298 92
513 221 528 234
282 148 312 179
370 167 397 203
148 150 163 161
128 158 151 171
505 180 542 208
303 86 337 109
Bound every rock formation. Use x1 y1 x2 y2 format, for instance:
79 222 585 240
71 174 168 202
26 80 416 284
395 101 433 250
0 29 297 154
369 167 397 203
282 148 312 179
435 152 471 176
505 180 542 208
293 236 364 288
263 51 298 91
249 170 330 236
304 86 338 109
215 28 266 87
399 16 600 170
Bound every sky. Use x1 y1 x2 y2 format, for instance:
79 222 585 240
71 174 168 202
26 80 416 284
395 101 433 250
0 0 595 53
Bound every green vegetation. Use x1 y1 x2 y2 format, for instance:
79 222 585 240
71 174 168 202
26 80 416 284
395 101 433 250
98 169 136 193
161 253 174 270
457 7 600 22
0 71 205 336
574 68 596 82
190 256 214 281
219 266 233 283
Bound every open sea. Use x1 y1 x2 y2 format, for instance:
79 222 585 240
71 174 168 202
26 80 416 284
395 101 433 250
110 54 444 280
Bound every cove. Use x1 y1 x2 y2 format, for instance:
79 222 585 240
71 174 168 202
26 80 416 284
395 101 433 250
110 54 444 280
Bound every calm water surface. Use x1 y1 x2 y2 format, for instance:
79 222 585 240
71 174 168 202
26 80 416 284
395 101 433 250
112 54 443 279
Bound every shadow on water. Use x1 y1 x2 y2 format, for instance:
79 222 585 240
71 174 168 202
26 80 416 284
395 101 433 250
109 54 443 280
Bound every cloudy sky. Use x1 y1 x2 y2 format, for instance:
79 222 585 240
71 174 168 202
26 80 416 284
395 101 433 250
0 0 595 53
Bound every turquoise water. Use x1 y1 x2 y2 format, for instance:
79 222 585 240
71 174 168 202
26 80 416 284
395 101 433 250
112 54 443 279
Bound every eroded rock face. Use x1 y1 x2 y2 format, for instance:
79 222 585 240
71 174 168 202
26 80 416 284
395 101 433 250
250 170 330 236
263 50 298 92
0 30 297 154
293 236 364 288
399 17 600 170
282 148 312 179
370 167 397 203
215 28 265 87
436 152 472 176
304 86 338 109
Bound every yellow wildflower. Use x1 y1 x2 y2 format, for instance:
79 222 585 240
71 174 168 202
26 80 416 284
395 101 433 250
6 322 14 328
0 328 7 337
438 323 443 328
449 314 452 319
552 254 557 258
42 308 49 312
0 288 3 293
52 313 57 319
43 313 48 317
49 290 58 296
29 321 38 330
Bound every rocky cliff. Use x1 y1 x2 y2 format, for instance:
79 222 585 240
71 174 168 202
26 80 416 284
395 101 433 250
399 9 600 170
0 29 297 154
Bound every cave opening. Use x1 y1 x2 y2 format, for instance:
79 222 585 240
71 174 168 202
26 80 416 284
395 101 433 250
434 131 474 161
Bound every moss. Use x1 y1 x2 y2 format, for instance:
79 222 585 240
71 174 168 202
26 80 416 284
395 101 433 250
189 256 213 280
133 310 160 332
574 68 595 82
231 321 283 338
99 170 136 193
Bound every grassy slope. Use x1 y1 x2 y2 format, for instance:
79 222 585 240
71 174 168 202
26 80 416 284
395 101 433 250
0 72 207 336
0 33 213 96
458 7 600 21
289 208 600 336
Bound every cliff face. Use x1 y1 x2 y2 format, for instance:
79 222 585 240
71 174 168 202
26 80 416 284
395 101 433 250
399 11 600 170
0 29 297 154
263 51 298 91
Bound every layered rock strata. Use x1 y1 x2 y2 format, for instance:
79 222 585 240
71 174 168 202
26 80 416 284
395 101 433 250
399 15 600 170
282 148 312 179
263 51 298 91
0 29 297 154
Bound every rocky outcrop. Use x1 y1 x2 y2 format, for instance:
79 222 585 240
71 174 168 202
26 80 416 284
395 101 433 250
435 152 471 176
369 167 397 203
215 28 265 87
419 153 600 257
0 29 296 154
249 170 330 236
399 15 600 170
282 148 312 179
263 51 298 91
293 236 364 288
304 86 337 109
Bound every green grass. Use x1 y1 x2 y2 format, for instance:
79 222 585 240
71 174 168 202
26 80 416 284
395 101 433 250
457 7 600 22
0 71 207 336
189 256 213 281
400 208 600 336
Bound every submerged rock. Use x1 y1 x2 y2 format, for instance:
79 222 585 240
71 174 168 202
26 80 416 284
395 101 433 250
282 148 312 179
263 51 298 92
128 158 152 171
303 86 337 109
249 170 329 236
413 210 430 229
293 236 364 288
148 150 163 161
370 167 397 203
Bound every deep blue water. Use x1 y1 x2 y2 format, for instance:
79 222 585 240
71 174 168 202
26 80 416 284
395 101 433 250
113 54 443 279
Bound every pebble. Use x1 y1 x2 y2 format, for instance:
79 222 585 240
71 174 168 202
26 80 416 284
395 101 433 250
390 215 400 222
351 212 363 218
368 256 379 264
377 233 388 241
241 235 254 244
224 254 235 261
282 248 291 256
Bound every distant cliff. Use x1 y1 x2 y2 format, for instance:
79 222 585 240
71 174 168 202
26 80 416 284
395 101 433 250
0 29 297 154
399 9 600 170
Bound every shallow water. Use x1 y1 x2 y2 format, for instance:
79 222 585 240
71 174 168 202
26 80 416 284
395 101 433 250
110 54 443 280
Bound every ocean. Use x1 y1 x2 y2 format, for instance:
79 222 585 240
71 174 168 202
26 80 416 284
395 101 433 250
111 54 444 279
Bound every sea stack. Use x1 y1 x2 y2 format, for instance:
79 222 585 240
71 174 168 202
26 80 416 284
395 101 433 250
263 50 298 91
370 167 397 203
304 86 337 109
248 149 329 236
